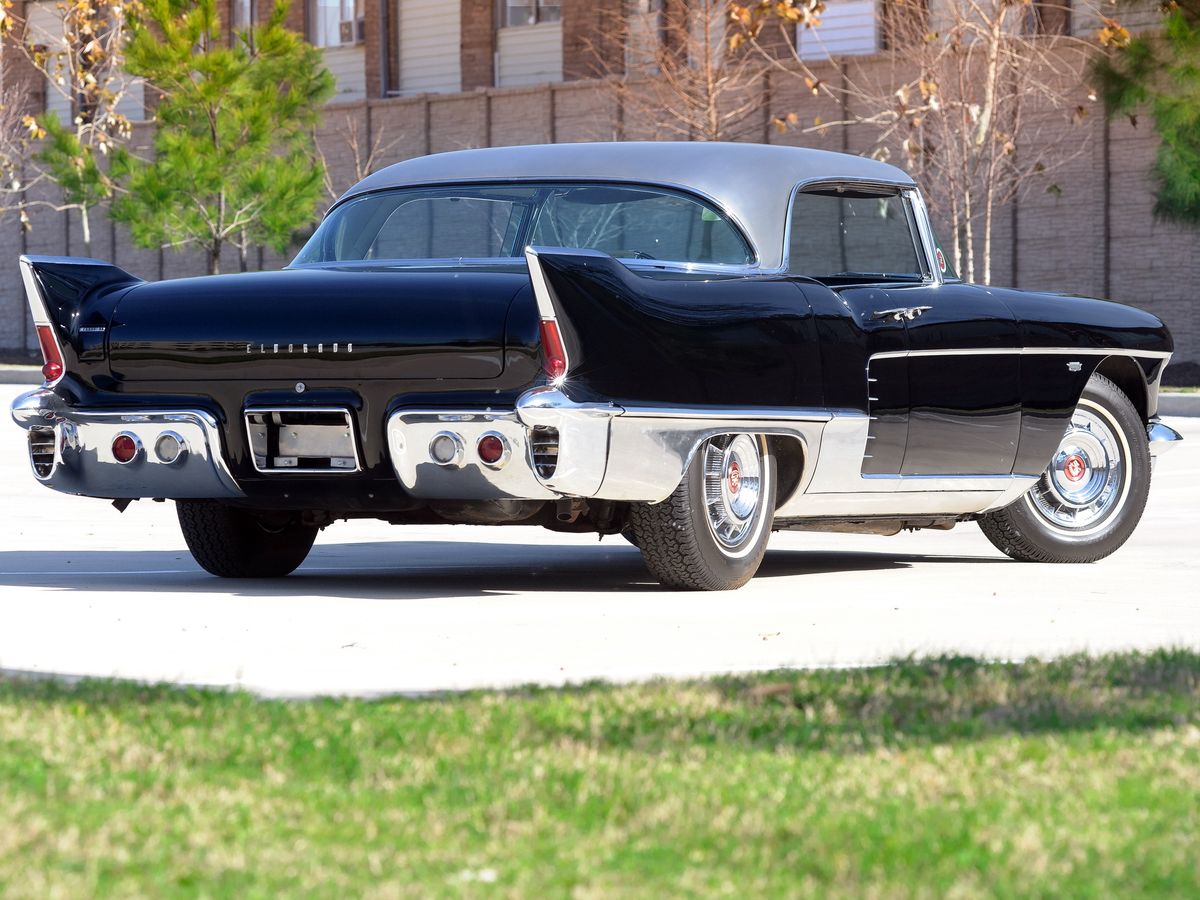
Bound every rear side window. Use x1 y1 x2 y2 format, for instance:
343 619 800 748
294 183 753 267
528 186 753 266
788 188 926 281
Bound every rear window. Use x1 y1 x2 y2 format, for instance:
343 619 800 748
294 183 754 267
787 188 926 281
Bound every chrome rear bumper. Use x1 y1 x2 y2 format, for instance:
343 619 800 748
10 388 242 499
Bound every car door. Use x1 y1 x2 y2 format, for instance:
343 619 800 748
787 182 1022 479
899 281 1023 475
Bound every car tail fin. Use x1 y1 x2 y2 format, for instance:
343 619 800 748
524 246 640 385
21 255 143 385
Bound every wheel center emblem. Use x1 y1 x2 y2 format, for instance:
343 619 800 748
728 460 742 494
1063 454 1087 483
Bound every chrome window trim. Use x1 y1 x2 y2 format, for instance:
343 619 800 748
290 256 761 277
781 179 938 283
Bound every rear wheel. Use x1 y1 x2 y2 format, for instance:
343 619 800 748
978 374 1150 563
177 501 318 578
629 434 775 590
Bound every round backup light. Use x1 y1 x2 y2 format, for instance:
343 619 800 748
111 432 141 464
429 432 464 467
477 433 509 468
154 431 187 464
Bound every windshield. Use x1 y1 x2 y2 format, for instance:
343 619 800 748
293 183 755 267
787 187 927 282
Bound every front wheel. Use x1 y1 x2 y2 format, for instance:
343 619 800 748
978 373 1150 563
629 434 776 590
177 501 318 578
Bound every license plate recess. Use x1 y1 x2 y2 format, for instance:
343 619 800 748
245 408 360 473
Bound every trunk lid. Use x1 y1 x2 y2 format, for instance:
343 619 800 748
108 267 525 382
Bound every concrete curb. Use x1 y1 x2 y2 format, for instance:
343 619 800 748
0 366 41 385
1159 392 1200 418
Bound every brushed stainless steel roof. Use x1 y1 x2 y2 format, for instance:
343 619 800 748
339 142 917 270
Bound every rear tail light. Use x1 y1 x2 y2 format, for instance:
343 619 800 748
477 432 509 468
539 320 567 381
111 433 142 464
36 325 64 383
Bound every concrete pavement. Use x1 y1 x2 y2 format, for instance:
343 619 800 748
2 382 1197 697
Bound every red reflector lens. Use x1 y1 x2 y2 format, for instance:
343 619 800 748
478 434 505 465
36 325 64 383
539 319 567 381
112 434 138 463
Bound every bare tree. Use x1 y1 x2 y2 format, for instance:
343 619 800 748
736 0 1096 283
316 114 404 204
15 0 141 255
591 0 771 142
0 6 33 224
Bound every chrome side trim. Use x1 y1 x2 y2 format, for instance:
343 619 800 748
1147 418 1183 457
9 388 242 499
871 347 1174 361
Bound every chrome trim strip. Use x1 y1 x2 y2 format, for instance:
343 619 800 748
19 256 62 388
871 347 1174 361
19 256 51 328
907 187 943 286
618 405 836 422
523 246 563 322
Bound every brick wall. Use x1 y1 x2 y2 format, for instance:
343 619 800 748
460 0 495 91
1 57 1196 367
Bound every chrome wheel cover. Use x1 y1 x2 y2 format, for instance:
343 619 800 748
1024 400 1130 537
703 434 764 553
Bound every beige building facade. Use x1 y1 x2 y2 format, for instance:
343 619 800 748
1 0 1196 369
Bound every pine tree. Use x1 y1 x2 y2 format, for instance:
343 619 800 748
114 0 334 274
1095 1 1200 225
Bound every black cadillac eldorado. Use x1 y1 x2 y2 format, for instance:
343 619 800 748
10 142 1183 589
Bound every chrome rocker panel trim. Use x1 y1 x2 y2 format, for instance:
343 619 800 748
387 388 1036 516
10 388 242 499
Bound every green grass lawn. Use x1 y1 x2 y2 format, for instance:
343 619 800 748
2 652 1198 898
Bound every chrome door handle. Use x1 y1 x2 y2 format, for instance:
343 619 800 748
872 305 932 322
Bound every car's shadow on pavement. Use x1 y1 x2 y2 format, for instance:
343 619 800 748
0 540 1008 600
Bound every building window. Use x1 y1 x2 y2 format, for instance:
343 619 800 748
500 0 562 29
231 0 253 31
1028 0 1071 35
308 0 364 47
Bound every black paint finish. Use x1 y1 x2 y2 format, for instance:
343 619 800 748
536 252 824 409
22 251 1173 512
